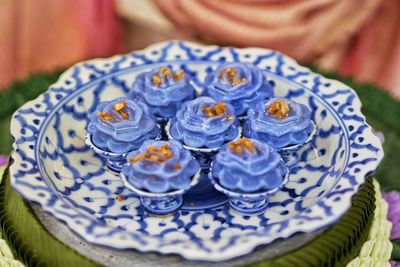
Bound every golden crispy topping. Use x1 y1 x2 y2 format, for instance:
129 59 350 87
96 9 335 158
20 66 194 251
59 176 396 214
129 144 175 164
119 111 129 120
113 101 126 112
218 67 247 86
228 138 255 156
232 77 247 86
225 67 237 77
160 66 173 77
202 102 227 117
174 70 185 81
147 146 159 153
97 111 114 121
228 142 236 151
116 195 124 202
111 101 129 120
149 154 160 162
173 163 182 170
153 67 185 87
241 138 255 153
214 102 227 115
162 149 172 158
268 99 291 120
152 74 162 86
235 145 243 156
218 67 237 80
129 153 146 163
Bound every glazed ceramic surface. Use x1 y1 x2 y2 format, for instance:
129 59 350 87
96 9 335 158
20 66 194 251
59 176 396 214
10 41 383 261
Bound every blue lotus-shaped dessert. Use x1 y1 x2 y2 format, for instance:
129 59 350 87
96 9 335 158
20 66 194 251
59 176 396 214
128 66 196 120
121 140 200 193
212 138 287 193
87 97 160 154
243 97 315 168
203 62 273 116
121 140 200 215
210 138 288 215
169 96 239 149
243 97 314 149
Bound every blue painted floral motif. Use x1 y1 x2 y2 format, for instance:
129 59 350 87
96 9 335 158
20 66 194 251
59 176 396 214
128 66 196 119
121 140 199 193
87 97 159 154
212 138 287 193
170 96 239 148
243 97 313 149
203 62 273 116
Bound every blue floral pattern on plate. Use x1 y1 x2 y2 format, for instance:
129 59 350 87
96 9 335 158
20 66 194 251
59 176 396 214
9 41 383 262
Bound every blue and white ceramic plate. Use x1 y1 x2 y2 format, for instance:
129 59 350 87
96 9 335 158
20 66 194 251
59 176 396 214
9 41 383 261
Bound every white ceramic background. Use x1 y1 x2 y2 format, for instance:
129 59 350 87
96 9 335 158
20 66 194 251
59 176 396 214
10 41 383 261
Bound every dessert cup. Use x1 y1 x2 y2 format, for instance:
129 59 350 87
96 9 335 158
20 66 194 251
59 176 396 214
167 96 240 168
165 97 241 209
209 173 288 215
278 121 317 167
165 120 233 209
86 97 160 172
120 140 200 215
210 138 289 215
85 133 129 173
203 62 274 116
243 97 315 168
128 66 196 121
121 170 200 215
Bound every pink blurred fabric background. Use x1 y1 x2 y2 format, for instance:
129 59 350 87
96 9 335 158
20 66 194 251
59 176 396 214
0 0 399 99
0 0 121 89
154 0 400 99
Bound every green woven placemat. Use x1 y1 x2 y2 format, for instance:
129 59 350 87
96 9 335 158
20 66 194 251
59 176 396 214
347 179 392 267
0 166 99 267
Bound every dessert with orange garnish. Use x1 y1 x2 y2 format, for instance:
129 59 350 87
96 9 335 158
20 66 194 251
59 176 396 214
203 62 274 116
169 96 239 149
210 138 288 215
120 140 200 215
128 66 196 121
243 97 315 167
86 97 160 171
